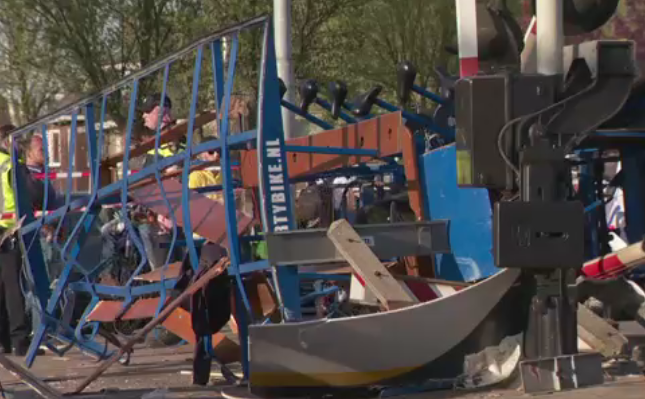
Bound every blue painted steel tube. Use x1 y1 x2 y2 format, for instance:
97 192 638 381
412 84 446 105
181 46 204 270
284 145 378 157
20 130 259 235
281 100 334 130
314 98 356 123
256 21 302 322
375 98 451 137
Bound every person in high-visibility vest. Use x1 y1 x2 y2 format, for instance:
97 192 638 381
129 93 186 170
130 94 183 270
186 149 223 242
0 125 45 356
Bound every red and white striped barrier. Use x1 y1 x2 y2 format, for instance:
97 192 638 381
582 239 645 279
34 166 227 180
34 171 92 180
521 16 538 73
455 0 479 77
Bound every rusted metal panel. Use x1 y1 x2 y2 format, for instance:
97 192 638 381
130 178 253 246
122 297 168 320
245 273 279 321
86 300 125 322
239 112 404 187
134 262 183 282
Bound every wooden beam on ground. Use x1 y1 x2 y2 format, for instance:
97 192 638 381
73 258 230 394
0 354 62 399
327 219 417 310
577 304 628 358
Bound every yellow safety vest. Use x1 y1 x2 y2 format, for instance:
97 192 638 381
146 144 176 158
0 152 16 229
188 169 223 240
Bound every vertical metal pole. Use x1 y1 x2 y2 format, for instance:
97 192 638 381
274 0 297 138
536 0 564 75
257 21 302 322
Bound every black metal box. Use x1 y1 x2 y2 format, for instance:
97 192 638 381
454 74 556 189
494 200 585 269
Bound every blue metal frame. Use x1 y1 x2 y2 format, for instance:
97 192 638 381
255 21 302 323
8 16 273 368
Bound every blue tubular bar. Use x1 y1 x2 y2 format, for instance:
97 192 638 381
20 129 259 235
239 260 271 274
412 84 447 105
151 62 175 317
300 286 339 304
257 20 301 322
119 79 149 283
69 279 176 297
284 145 378 157
181 45 204 271
210 39 224 117
374 98 451 137
314 98 356 124
281 100 334 130
217 33 252 313
11 16 283 368
216 33 252 379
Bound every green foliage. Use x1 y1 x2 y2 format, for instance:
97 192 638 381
0 0 467 130
0 0 64 124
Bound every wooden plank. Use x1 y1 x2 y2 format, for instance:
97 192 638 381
577 304 628 358
326 219 417 310
130 178 253 246
0 354 62 399
238 112 404 187
74 258 230 394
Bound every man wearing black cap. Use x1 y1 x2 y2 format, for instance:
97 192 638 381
127 94 184 271
131 93 186 170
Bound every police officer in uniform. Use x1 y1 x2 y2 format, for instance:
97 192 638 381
129 93 185 171
0 125 33 355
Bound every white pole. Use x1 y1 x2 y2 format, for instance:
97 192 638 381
521 17 538 73
274 0 297 139
455 0 479 77
536 0 564 75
